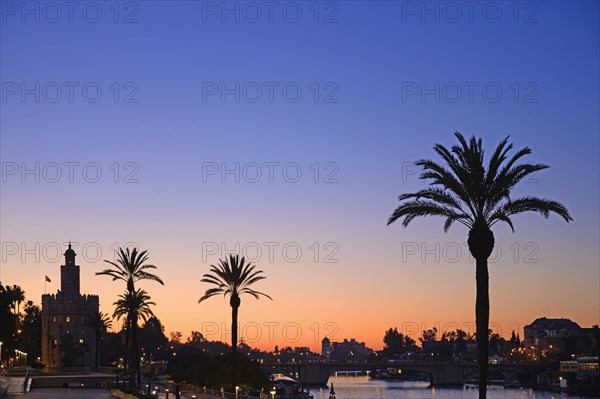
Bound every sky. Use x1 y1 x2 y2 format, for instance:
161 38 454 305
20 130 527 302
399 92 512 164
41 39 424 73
1 0 599 351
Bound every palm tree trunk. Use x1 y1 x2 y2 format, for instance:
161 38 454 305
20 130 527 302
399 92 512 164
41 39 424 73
231 303 238 391
123 316 131 387
16 301 20 330
475 256 489 399
123 318 129 369
95 332 100 371
132 316 141 389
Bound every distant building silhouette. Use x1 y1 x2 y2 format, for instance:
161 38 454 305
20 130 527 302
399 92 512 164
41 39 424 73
41 242 99 367
322 336 331 361
329 338 373 362
524 317 581 347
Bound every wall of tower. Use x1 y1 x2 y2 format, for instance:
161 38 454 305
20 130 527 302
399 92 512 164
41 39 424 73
41 293 99 368
60 264 80 295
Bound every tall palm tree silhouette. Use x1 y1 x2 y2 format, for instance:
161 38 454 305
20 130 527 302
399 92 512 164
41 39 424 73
97 247 163 387
199 255 271 390
387 132 572 398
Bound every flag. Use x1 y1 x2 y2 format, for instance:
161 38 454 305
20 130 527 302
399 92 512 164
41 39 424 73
45 275 51 283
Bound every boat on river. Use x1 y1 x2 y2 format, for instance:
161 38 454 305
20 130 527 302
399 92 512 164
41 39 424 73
260 373 313 399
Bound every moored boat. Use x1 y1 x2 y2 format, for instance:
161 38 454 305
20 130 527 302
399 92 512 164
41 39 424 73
260 373 313 399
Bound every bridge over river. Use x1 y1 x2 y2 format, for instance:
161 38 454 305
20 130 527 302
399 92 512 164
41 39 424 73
263 361 541 386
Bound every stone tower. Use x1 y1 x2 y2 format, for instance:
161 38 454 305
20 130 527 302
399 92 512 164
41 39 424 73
41 242 99 368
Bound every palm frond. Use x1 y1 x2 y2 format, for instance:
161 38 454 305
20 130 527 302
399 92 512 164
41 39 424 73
387 199 473 230
389 132 572 234
494 196 573 222
198 255 271 305
97 246 163 294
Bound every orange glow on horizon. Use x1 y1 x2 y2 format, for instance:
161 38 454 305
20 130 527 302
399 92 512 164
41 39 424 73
3 242 597 354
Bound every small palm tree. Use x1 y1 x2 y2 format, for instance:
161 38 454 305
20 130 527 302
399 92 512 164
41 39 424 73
97 247 163 385
84 311 112 371
387 132 572 399
113 288 156 387
199 255 271 390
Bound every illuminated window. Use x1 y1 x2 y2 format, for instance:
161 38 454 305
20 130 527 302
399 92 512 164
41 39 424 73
52 316 56 322
79 338 85 344
52 339 58 345
66 316 71 323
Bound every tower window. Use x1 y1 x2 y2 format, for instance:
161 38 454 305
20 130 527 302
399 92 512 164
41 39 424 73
52 339 58 346
66 316 71 323
52 316 56 322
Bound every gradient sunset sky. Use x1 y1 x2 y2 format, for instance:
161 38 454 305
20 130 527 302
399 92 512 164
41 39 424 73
1 1 598 351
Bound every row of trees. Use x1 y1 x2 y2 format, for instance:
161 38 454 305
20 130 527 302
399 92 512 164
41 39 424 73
0 284 41 366
382 326 523 360
96 249 271 393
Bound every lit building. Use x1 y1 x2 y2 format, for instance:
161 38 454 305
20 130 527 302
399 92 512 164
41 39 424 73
560 357 599 381
41 243 99 367
523 317 581 347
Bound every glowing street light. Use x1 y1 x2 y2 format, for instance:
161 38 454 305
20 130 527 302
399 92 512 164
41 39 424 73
270 389 276 399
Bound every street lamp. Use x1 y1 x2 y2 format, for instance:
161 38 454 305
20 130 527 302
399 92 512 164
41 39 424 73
0 341 3 364
270 389 276 399
236 385 239 399
165 388 169 399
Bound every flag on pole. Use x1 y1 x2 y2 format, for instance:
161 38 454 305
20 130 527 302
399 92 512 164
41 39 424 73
45 275 51 283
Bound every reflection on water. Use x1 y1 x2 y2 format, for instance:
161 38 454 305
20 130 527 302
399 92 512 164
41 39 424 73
307 376 583 399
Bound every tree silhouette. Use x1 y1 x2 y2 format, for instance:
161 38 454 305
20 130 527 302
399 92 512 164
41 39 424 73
383 327 417 358
0 284 25 356
6 284 25 330
198 255 271 391
21 300 42 365
113 288 156 387
388 132 572 398
58 334 89 367
97 247 163 387
84 311 112 371
420 327 438 344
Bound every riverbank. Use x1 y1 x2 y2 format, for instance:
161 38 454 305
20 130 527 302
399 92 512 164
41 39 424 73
7 388 112 398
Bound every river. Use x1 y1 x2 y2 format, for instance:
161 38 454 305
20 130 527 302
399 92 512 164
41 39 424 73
307 376 585 399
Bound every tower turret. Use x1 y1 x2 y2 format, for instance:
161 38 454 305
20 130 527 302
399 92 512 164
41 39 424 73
60 242 80 295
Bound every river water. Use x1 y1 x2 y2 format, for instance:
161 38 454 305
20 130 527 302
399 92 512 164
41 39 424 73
308 376 585 399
